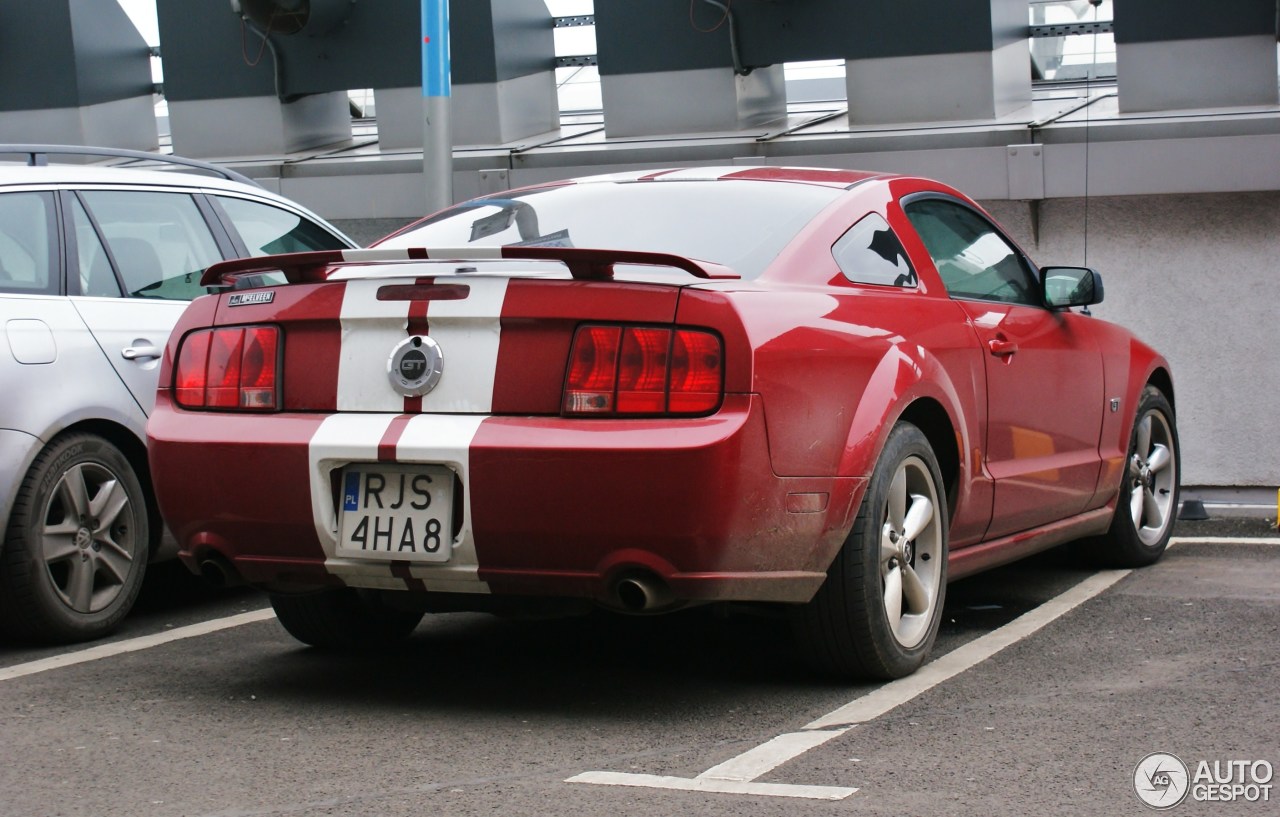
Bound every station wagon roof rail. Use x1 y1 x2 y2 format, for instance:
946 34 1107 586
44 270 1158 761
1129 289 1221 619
0 143 260 188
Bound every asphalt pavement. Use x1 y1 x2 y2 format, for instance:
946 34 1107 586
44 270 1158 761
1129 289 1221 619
1 522 1275 817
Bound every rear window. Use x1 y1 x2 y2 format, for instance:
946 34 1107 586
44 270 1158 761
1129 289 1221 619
379 180 842 280
214 195 351 255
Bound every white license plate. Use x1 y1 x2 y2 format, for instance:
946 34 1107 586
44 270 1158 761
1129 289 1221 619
337 464 454 562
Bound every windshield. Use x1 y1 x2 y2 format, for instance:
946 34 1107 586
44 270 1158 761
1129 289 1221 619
378 180 842 279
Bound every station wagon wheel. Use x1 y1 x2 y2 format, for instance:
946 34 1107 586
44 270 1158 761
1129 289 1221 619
0 434 149 642
1081 386 1180 567
794 422 948 680
270 588 425 649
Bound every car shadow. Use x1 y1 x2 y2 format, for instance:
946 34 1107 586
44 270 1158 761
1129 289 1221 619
188 544 1105 722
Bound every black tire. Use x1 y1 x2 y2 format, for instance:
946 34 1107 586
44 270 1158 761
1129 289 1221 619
270 588 424 649
793 422 948 680
0 433 150 642
1079 386 1180 568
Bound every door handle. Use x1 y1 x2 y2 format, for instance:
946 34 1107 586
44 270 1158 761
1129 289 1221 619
122 344 162 361
987 338 1019 357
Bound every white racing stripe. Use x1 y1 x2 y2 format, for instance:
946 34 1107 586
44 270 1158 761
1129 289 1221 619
398 414 489 593
313 271 509 590
337 247 504 263
417 277 508 413
333 276 509 413
309 414 402 584
307 412 491 592
336 279 412 412
642 168 758 181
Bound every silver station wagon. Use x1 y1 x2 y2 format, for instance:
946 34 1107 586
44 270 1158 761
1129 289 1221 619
0 145 354 642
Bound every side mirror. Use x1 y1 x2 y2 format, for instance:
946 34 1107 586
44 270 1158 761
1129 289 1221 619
1041 266 1104 309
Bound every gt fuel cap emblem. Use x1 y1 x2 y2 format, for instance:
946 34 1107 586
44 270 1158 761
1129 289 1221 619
388 335 444 396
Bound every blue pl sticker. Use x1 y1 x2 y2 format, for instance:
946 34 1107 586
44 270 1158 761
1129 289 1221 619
343 472 361 511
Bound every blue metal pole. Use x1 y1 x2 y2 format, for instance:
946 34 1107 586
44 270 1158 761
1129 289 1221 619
421 0 453 213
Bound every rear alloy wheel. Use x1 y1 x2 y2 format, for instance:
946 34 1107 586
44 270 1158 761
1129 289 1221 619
270 588 424 649
794 422 947 679
1081 386 1180 567
0 434 149 642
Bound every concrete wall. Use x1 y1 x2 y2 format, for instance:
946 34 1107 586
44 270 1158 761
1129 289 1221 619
984 193 1280 488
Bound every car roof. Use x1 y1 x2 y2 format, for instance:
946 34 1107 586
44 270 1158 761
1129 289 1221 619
573 166 895 189
0 163 271 197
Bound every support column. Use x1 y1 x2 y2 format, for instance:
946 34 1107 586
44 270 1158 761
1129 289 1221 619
1115 0 1279 112
845 0 1030 125
421 0 452 214
0 1 157 151
158 0 351 158
594 2 786 137
167 93 351 159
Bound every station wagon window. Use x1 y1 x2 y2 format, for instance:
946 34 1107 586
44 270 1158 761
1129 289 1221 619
214 196 349 255
903 198 1038 306
78 190 223 300
70 197 122 298
0 192 55 295
832 213 917 287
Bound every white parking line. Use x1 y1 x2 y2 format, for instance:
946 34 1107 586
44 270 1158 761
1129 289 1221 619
0 608 276 683
565 772 857 800
806 568 1130 729
569 568 1133 800
1170 536 1280 546
696 729 852 782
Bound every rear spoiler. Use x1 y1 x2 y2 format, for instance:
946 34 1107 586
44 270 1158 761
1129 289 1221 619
200 246 741 287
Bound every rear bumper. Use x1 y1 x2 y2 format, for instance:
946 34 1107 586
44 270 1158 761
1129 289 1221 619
147 393 862 604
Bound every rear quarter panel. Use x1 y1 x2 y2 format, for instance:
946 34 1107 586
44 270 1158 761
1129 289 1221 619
677 180 993 546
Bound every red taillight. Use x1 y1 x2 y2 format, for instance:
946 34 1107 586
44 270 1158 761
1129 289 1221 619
564 325 621 413
174 326 279 411
563 324 723 416
616 327 669 413
669 329 723 414
238 327 279 409
174 331 211 407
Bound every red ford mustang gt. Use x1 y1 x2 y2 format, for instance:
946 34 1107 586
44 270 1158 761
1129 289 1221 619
147 167 1179 679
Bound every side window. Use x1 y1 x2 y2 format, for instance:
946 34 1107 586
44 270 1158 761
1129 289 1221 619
832 213 917 287
78 190 224 300
0 192 56 295
70 197 121 298
903 198 1038 306
214 196 350 255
